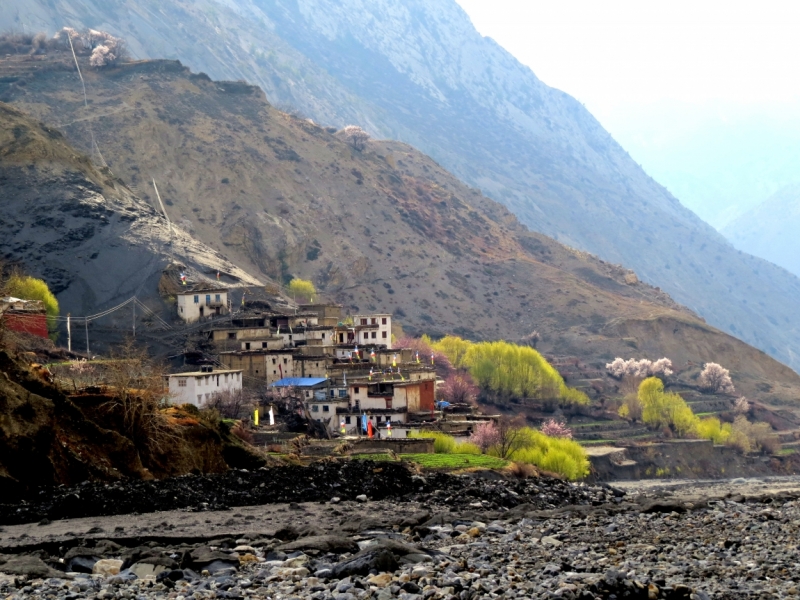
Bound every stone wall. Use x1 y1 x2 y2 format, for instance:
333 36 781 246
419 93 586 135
588 439 796 482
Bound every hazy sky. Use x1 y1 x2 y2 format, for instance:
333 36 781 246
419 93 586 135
453 0 800 227
454 0 800 116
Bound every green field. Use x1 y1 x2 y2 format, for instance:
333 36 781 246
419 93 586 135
351 452 509 469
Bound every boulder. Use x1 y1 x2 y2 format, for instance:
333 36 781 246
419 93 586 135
330 548 399 579
92 559 123 576
0 555 66 579
277 535 359 555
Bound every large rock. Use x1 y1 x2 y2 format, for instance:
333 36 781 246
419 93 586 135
0 555 65 579
277 535 359 555
330 548 399 579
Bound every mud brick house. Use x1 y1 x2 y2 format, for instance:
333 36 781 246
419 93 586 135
0 297 48 338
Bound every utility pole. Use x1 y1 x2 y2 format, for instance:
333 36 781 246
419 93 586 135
85 318 90 357
67 314 71 352
133 298 136 338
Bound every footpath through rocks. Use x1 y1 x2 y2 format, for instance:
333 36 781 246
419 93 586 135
2 464 800 598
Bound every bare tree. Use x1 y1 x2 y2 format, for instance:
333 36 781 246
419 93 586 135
699 362 735 394
102 340 176 455
203 388 257 419
340 125 370 151
494 415 527 459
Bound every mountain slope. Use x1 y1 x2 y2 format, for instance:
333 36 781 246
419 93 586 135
0 100 262 337
722 184 800 279
2 53 800 405
2 0 800 372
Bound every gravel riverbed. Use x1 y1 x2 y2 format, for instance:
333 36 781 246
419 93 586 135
2 468 800 599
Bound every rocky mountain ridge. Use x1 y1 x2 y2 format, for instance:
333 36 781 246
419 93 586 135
2 0 800 372
2 52 800 406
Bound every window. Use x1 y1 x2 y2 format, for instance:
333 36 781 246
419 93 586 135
215 294 221 302
206 295 211 304
354 387 360 394
228 332 236 339
382 332 387 339
179 307 183 313
382 318 387 325
363 332 368 340
371 332 376 339
345 416 351 424
323 405 330 412
194 295 199 304
245 343 251 350
283 358 288 364
322 333 325 339
197 395 202 403
386 398 392 409
330 390 335 398
255 370 259 374
262 342 267 348
272 358 276 364
371 318 377 325
361 318 367 325
178 378 187 387
339 389 347 398
311 405 319 412
376 416 382 423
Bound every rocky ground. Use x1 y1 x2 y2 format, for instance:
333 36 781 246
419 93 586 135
2 465 800 599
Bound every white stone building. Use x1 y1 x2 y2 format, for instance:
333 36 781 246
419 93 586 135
166 367 242 407
176 285 229 323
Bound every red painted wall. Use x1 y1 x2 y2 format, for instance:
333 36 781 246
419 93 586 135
3 312 48 338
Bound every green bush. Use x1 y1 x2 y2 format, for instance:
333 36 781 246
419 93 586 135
504 427 590 481
6 274 59 333
695 417 731 444
453 441 482 455
430 336 588 406
639 377 697 436
409 431 457 454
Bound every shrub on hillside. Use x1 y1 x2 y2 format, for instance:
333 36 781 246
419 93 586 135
734 396 750 414
699 362 735 394
695 417 732 445
287 278 316 303
727 416 779 454
339 125 370 151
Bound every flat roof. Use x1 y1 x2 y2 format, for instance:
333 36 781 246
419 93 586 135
270 377 329 388
167 369 242 377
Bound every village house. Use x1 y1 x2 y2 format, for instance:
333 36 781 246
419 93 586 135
298 303 343 327
176 285 229 323
220 349 297 384
269 377 330 401
0 297 48 339
166 366 242 407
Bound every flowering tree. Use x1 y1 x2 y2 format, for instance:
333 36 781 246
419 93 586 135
734 396 750 414
606 357 673 379
395 335 454 379
470 421 501 452
340 125 370 151
521 330 541 348
540 418 573 439
699 362 735 394
440 373 478 405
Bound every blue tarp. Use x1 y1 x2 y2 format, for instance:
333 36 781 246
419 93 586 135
269 377 329 388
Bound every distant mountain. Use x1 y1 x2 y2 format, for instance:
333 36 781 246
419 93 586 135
5 52 800 405
604 102 800 229
4 0 800 373
723 184 800 279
